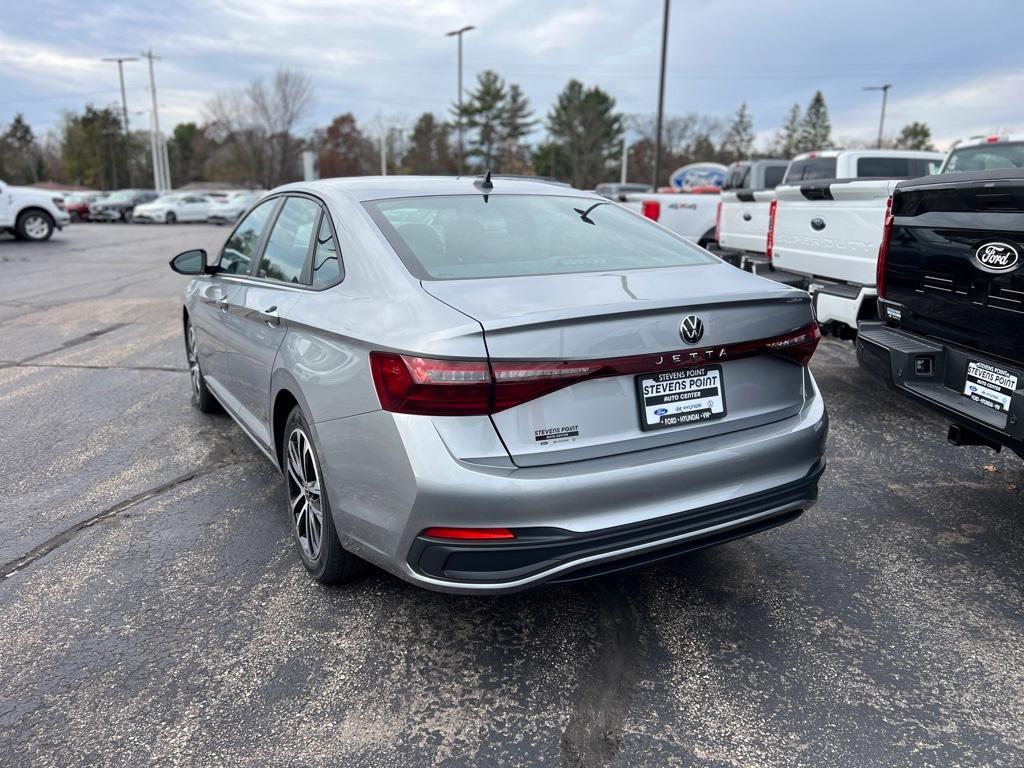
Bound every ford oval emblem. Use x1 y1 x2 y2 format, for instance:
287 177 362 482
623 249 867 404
974 241 1019 273
810 218 826 231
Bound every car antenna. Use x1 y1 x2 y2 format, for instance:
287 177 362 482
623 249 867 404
473 170 493 202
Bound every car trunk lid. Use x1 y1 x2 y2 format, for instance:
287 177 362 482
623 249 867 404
422 265 816 466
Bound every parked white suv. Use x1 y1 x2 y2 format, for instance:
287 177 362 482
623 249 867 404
0 180 71 241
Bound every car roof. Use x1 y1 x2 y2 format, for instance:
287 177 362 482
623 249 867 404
952 134 1024 148
273 175 588 204
791 149 944 161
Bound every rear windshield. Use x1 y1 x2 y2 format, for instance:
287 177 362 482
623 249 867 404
783 157 837 183
855 156 940 178
364 194 715 280
944 142 1024 173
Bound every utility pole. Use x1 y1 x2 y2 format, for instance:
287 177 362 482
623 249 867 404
863 83 892 148
620 138 628 184
101 57 137 186
446 25 475 176
653 0 670 189
142 49 170 190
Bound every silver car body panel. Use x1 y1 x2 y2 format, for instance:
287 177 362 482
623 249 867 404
181 176 829 593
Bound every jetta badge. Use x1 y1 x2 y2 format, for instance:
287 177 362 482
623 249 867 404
974 241 1019 273
680 315 704 344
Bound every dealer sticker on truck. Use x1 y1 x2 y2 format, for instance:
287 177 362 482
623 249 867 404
963 361 1018 414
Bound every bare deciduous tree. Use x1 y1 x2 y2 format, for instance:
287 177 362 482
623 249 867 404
203 67 315 187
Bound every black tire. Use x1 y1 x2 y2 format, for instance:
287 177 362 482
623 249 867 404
122 209 132 223
14 209 55 242
282 406 364 585
185 320 221 414
70 211 81 222
165 211 177 225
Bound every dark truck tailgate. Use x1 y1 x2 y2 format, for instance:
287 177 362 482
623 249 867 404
883 169 1024 363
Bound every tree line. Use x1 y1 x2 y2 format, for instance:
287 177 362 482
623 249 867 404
0 67 937 191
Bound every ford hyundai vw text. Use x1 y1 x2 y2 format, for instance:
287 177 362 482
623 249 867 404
169 176 828 593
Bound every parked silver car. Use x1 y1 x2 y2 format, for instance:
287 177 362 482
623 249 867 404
169 176 828 593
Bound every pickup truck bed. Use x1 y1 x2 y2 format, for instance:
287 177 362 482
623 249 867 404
858 169 1024 458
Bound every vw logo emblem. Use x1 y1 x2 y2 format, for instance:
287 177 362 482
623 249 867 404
680 315 704 345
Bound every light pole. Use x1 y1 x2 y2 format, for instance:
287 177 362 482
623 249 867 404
863 83 892 148
101 56 138 185
653 0 670 189
142 49 170 190
446 24 475 176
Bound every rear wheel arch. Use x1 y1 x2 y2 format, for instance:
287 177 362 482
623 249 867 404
272 387 301 471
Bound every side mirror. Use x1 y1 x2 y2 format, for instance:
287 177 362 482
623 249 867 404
169 249 209 275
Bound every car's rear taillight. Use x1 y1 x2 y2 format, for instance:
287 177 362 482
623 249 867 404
765 199 778 260
370 323 820 416
877 195 893 299
641 200 661 221
714 200 723 243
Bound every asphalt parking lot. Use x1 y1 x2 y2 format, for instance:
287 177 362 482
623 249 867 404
1 223 1023 768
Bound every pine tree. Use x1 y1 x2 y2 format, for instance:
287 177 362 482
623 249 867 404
454 70 508 171
402 113 456 174
893 122 934 151
720 103 754 163
797 91 832 153
773 103 802 158
547 79 623 188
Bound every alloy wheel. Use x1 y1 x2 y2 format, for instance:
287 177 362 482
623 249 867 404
186 325 201 397
286 428 324 560
23 215 50 240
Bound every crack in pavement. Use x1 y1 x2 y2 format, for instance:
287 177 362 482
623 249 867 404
560 581 649 768
11 362 187 374
0 322 129 369
0 452 264 580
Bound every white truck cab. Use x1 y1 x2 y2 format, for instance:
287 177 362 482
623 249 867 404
0 180 71 241
766 149 944 337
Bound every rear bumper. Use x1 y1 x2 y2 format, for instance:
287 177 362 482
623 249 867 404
857 321 1024 456
317 374 828 593
810 282 874 331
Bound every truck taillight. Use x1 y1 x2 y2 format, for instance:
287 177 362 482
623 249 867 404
765 199 778 260
370 325 821 416
641 200 661 221
876 195 893 299
714 201 723 244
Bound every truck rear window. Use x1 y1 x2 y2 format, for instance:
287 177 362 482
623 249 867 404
944 143 1024 173
783 158 837 183
856 157 940 178
364 194 715 280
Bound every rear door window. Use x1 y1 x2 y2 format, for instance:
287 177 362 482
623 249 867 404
219 199 277 275
944 143 1024 173
256 197 320 284
311 214 343 287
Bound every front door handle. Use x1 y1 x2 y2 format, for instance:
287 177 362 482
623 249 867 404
216 295 230 311
260 305 280 327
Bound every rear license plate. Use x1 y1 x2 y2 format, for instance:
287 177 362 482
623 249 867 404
963 361 1018 414
637 365 726 431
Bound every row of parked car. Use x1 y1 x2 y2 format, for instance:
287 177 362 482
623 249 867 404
64 188 266 226
622 134 1024 461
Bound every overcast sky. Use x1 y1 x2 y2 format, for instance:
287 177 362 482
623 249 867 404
3 0 1022 150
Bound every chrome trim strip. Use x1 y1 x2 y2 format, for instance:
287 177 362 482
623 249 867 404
407 500 807 591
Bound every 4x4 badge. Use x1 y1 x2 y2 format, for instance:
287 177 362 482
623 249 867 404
974 242 1019 273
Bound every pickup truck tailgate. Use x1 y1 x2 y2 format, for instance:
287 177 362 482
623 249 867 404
772 179 898 284
884 171 1024 360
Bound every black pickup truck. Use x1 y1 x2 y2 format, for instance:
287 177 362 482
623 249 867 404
858 168 1024 459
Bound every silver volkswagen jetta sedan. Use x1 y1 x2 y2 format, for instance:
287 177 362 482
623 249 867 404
170 176 828 593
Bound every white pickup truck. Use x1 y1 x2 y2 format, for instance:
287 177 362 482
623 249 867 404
766 149 944 337
713 159 789 270
0 180 71 241
622 190 720 247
